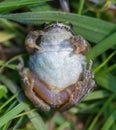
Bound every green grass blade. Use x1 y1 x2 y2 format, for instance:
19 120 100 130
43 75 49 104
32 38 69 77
0 91 20 111
0 75 47 130
29 1 53 12
0 61 16 70
0 84 7 99
70 101 104 114
83 90 109 101
111 0 116 4
97 64 116 76
0 31 15 42
12 116 24 130
1 101 17 130
78 0 85 15
0 0 50 12
96 74 116 92
101 109 116 130
87 33 116 60
56 122 70 130
88 94 115 130
93 51 116 72
0 54 22 73
0 102 28 127
0 11 115 43
26 109 47 130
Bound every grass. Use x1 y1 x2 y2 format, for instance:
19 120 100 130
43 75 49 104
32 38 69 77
0 0 116 130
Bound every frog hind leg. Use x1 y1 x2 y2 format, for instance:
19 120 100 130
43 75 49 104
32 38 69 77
17 57 50 111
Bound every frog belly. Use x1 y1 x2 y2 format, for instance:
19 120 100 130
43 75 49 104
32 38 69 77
29 51 86 90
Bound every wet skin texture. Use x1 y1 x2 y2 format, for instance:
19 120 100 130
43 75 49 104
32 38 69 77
18 23 96 111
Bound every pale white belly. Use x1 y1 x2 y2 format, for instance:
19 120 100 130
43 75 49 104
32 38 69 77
29 51 86 90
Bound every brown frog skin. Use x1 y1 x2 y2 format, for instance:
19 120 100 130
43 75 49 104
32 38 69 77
17 22 96 111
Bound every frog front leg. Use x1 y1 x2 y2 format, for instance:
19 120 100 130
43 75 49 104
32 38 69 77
25 30 44 53
17 57 50 111
60 60 96 111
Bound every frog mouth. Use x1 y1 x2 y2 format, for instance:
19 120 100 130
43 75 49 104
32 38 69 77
44 22 74 34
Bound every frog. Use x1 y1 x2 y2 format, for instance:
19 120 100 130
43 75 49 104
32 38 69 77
17 22 96 111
